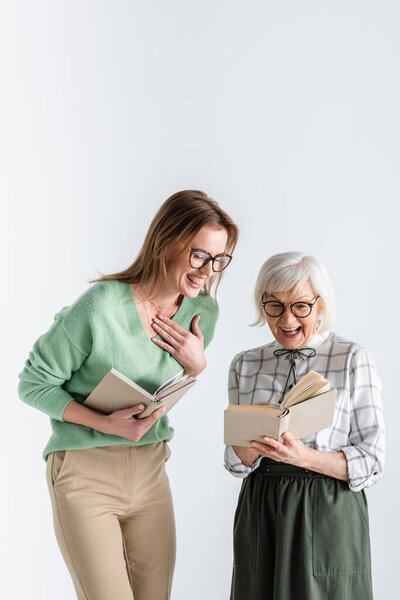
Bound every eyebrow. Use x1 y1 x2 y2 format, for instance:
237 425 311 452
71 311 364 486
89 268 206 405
268 294 312 302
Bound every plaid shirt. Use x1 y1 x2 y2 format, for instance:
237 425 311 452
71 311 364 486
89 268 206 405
224 331 385 491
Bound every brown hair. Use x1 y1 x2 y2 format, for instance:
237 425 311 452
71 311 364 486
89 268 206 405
90 190 239 302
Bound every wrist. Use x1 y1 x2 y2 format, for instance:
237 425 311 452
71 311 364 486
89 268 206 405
185 359 206 378
96 413 113 435
300 446 315 469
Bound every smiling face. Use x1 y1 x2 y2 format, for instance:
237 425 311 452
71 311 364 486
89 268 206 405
262 279 322 349
164 226 229 299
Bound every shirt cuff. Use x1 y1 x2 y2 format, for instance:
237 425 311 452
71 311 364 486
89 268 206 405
224 445 262 478
341 445 383 492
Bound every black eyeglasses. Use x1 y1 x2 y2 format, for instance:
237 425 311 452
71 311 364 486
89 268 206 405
261 296 320 318
188 247 233 272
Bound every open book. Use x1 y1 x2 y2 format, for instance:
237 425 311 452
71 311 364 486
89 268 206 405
84 368 196 418
224 370 336 446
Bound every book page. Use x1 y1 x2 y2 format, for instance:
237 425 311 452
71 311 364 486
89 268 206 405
283 370 329 408
156 377 196 401
154 370 186 396
138 379 197 418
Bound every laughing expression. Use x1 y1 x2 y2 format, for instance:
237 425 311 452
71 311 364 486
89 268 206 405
262 280 322 349
165 226 229 299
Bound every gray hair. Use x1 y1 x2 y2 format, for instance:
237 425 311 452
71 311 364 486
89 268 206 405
253 251 336 332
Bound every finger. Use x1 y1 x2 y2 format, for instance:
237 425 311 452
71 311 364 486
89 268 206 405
156 315 188 337
250 440 273 452
119 404 145 418
141 405 166 428
152 320 183 345
251 442 286 462
250 441 276 458
191 315 203 338
281 431 295 444
262 436 286 451
151 336 177 356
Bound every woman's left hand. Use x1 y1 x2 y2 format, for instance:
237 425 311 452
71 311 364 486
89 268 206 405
151 314 206 377
250 431 310 468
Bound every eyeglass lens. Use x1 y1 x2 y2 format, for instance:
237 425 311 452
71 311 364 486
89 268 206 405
190 250 230 272
263 301 312 318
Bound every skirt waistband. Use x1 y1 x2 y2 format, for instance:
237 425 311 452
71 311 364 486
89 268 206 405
254 458 326 478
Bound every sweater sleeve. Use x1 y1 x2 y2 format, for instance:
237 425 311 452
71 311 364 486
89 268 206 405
18 304 92 422
224 353 262 478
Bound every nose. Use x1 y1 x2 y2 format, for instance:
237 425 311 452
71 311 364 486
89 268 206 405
279 306 299 325
198 260 213 278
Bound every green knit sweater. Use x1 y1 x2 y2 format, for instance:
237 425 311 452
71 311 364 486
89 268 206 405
18 280 219 460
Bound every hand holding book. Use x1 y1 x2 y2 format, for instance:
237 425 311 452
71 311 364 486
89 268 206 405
101 403 166 442
84 368 196 418
62 396 167 444
224 370 336 446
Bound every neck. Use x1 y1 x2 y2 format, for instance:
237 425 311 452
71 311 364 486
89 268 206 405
133 284 181 310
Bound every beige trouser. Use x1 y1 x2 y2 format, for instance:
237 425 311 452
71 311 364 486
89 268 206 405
46 442 176 600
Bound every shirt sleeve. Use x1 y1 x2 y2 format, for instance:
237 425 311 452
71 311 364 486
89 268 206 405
18 306 92 421
223 354 263 478
340 347 385 492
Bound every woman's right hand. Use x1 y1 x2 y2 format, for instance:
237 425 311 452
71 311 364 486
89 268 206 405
102 404 166 442
62 399 165 443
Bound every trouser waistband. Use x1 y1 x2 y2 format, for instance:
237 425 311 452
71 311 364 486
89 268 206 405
255 458 326 477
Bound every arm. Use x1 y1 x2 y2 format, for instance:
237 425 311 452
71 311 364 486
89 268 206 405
339 347 385 491
18 308 92 421
223 354 263 478
250 433 349 481
233 445 261 467
62 399 166 442
18 304 164 442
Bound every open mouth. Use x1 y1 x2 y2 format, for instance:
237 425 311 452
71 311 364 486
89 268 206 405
187 274 206 288
280 326 302 338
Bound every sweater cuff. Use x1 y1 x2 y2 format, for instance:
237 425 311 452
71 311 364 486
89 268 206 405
18 381 75 421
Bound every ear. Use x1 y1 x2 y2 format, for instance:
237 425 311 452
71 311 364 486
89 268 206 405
315 299 324 332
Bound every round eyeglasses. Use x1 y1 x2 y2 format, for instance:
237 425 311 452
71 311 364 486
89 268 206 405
261 296 320 318
188 247 233 272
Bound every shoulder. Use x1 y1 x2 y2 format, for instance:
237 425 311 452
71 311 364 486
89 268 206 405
327 331 377 369
60 280 126 326
230 340 276 372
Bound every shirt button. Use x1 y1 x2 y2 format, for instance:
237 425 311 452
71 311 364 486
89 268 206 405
373 471 378 476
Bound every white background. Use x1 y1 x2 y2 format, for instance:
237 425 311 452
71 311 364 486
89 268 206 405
2 1 399 598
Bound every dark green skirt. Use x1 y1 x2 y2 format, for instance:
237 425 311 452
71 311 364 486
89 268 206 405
230 458 373 600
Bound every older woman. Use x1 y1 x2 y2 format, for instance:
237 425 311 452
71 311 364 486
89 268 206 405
224 252 384 600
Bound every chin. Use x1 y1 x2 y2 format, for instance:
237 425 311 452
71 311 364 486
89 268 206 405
180 275 207 298
183 288 202 299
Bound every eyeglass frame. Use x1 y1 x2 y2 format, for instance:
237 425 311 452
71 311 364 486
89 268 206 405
187 247 233 272
261 295 320 318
